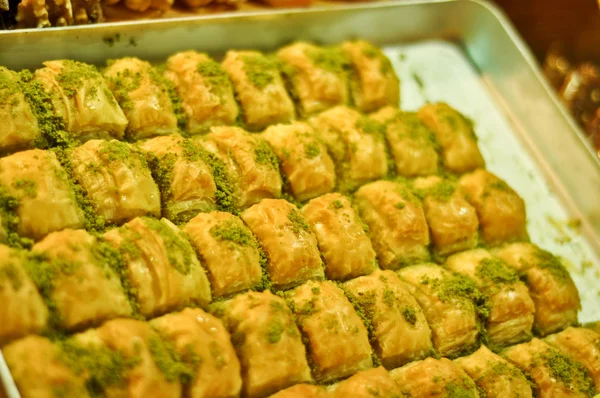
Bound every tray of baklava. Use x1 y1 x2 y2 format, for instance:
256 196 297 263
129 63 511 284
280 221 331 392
1 18 600 398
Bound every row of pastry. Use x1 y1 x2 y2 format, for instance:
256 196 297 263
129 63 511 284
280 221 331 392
2 287 596 397
0 198 581 366
0 40 399 155
0 99 486 244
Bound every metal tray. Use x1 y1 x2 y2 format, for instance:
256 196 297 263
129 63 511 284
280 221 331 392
1 1 600 396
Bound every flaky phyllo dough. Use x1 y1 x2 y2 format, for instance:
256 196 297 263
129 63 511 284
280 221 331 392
69 139 161 225
34 60 128 142
164 51 238 134
104 57 179 140
0 67 41 155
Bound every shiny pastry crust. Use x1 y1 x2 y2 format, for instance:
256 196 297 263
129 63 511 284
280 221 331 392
183 211 263 297
344 270 433 368
354 180 430 269
262 122 335 202
302 193 377 281
418 102 485 174
103 57 179 140
289 280 373 382
219 290 312 398
240 199 324 288
222 50 295 131
342 40 400 113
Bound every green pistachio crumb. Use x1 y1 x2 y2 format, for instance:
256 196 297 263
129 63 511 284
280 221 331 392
288 208 310 236
254 139 280 170
241 54 278 90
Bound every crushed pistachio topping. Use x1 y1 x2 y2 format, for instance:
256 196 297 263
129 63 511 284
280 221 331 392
443 377 478 398
330 199 344 210
92 238 141 316
148 334 195 383
210 218 255 247
306 47 350 76
12 178 37 198
99 140 132 163
52 148 107 233
143 217 196 275
533 248 571 281
0 67 22 105
197 59 231 88
288 208 311 236
19 70 72 149
254 139 280 170
541 349 595 397
105 66 143 111
401 306 417 325
392 111 440 148
0 186 31 249
476 258 518 287
304 141 321 159
241 54 278 89
0 262 22 290
57 338 139 396
56 60 101 98
414 180 455 202
156 69 187 131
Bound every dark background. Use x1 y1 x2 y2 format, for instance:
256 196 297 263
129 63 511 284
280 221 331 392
494 0 600 64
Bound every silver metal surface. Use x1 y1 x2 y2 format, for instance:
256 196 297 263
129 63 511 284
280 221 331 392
1 1 599 397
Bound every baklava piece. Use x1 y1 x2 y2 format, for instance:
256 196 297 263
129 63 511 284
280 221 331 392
389 357 480 398
354 180 430 269
413 176 479 257
344 270 433 369
140 134 231 222
222 50 295 131
341 40 400 112
492 242 580 336
459 169 528 246
288 280 373 382
104 57 179 140
544 327 600 391
219 290 312 398
204 126 282 209
262 122 335 202
0 244 48 345
446 249 535 346
302 193 377 281
277 42 350 117
150 307 243 398
309 106 388 192
0 67 41 155
73 318 183 398
104 217 212 318
371 106 440 177
240 199 324 289
418 102 485 174
183 211 263 298
164 51 238 134
34 60 128 142
0 149 85 240
398 264 480 358
69 139 161 225
3 335 90 398
503 338 595 398
30 229 133 331
455 345 533 398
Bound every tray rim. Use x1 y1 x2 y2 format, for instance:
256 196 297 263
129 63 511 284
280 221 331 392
1 1 600 397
